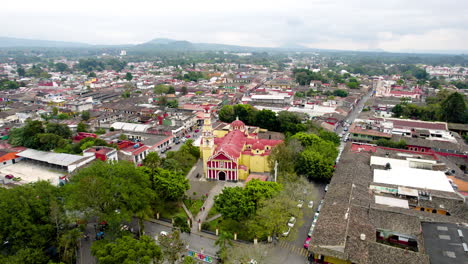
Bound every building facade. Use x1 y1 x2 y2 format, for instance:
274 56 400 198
201 109 282 181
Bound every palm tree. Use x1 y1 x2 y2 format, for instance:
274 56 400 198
59 228 82 264
215 231 233 261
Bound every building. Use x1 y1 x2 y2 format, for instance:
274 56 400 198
201 108 282 181
15 148 96 173
83 146 118 162
308 143 468 264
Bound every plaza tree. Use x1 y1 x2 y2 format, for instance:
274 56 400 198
152 168 190 201
92 235 162 264
214 187 256 221
247 192 301 241
65 161 154 235
158 230 186 264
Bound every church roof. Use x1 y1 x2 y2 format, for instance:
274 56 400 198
231 119 245 128
214 130 246 159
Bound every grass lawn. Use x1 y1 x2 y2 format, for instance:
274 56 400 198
202 217 253 241
153 201 188 220
183 198 204 217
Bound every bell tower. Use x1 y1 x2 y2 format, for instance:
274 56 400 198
201 106 214 178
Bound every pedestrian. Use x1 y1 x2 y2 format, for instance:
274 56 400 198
203 206 205 211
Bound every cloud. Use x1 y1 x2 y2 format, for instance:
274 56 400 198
0 0 466 51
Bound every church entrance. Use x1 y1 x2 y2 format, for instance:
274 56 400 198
218 171 226 181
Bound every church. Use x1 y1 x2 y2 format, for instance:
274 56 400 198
201 108 283 181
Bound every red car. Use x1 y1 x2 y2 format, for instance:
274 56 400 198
185 135 191 138
304 237 311 249
194 129 199 133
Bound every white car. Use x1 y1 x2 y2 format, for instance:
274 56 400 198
297 200 304 208
308 201 314 208
159 231 168 236
282 227 291 237
288 217 297 228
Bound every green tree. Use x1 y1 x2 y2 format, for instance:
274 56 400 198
215 231 233 261
0 181 63 253
167 86 176 94
92 235 162 264
158 96 168 106
296 149 334 181
181 86 188 95
158 230 186 264
65 161 154 232
125 72 133 81
346 82 359 89
218 105 236 123
8 120 44 149
54 62 70 73
440 92 466 123
233 104 257 125
214 187 256 221
179 139 200 159
142 152 161 189
154 84 169 94
151 168 190 201
245 179 282 207
59 228 82 263
167 100 178 108
392 104 404 117
52 107 59 116
57 113 69 120
17 67 26 77
255 109 278 131
81 111 90 121
36 133 68 151
332 89 348 97
318 130 340 146
276 111 307 135
77 122 88 132
247 192 301 240
45 122 72 138
88 72 97 78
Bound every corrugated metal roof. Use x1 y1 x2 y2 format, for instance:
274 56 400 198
17 149 89 167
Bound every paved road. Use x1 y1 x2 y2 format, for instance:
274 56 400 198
279 180 326 258
336 88 374 136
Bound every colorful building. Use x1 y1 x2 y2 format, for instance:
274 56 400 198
201 108 282 181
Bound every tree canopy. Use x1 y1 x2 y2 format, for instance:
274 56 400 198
92 235 162 264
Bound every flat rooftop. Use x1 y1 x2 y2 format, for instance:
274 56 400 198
373 167 454 193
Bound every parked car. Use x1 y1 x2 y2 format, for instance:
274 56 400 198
287 216 296 228
308 201 314 208
185 134 191 138
297 200 304 208
160 231 168 236
308 224 315 237
194 129 200 133
5 174 14 179
303 237 311 249
282 227 291 237
166 146 172 151
325 184 329 192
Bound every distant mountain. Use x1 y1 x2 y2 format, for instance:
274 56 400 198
0 37 91 48
145 38 179 45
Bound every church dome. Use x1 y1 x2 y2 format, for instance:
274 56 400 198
252 141 264 150
231 119 245 130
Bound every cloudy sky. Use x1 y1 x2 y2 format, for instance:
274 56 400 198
1 0 467 51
